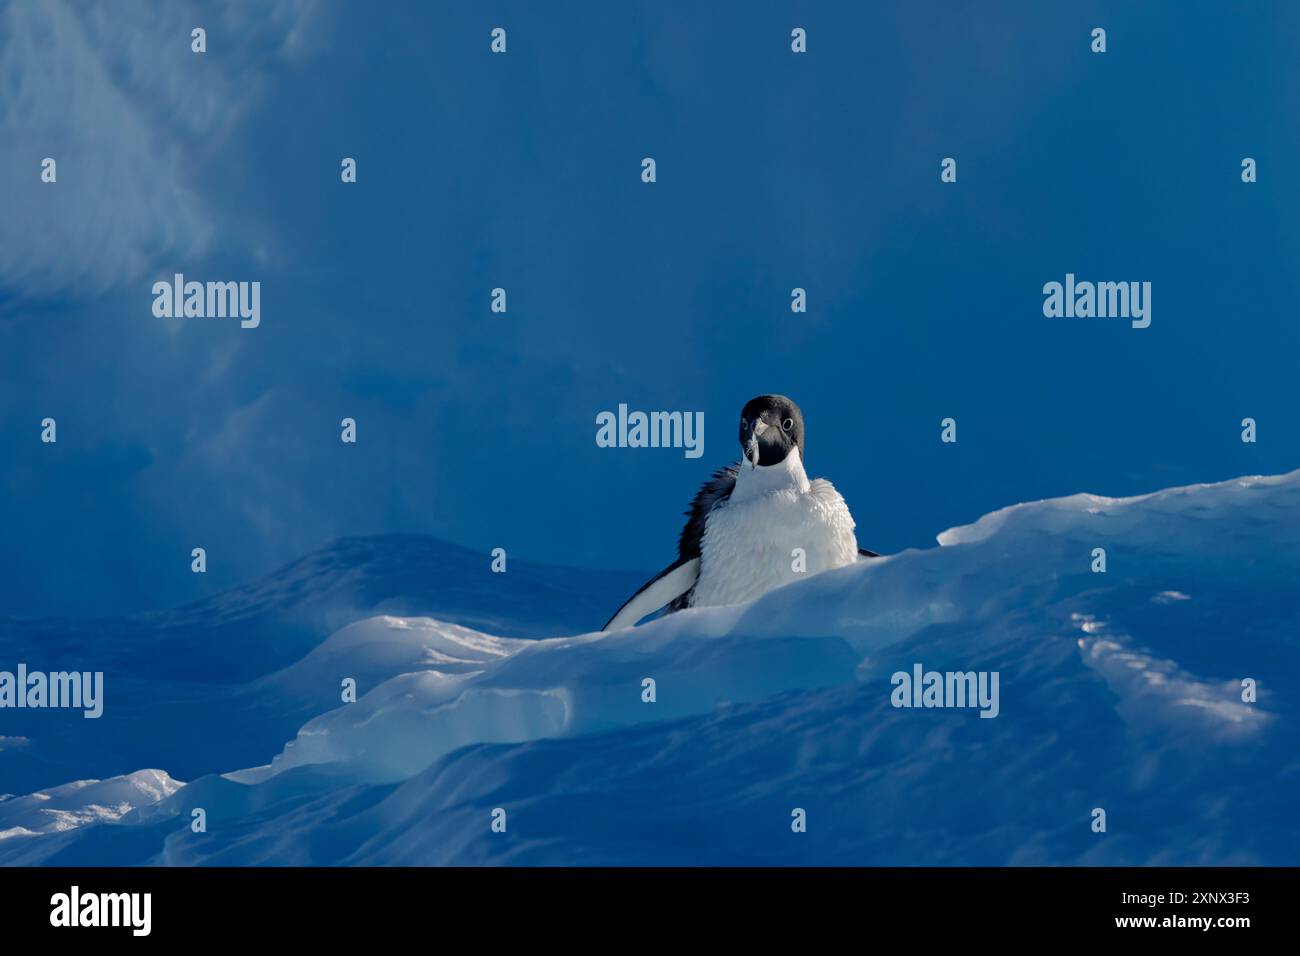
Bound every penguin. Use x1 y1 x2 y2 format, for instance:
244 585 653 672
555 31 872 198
603 394 877 630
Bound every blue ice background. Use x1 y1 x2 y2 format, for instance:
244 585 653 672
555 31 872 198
2 1 1298 616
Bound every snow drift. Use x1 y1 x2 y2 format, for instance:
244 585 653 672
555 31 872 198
2 471 1297 865
0 537 645 797
0 770 181 842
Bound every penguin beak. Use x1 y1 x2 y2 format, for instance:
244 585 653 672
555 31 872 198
745 417 771 468
744 422 762 468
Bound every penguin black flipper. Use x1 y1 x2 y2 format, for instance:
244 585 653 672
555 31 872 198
602 463 740 631
602 555 701 631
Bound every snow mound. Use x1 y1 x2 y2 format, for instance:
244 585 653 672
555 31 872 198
3 470 1298 865
0 770 181 841
0 536 643 798
231 606 858 784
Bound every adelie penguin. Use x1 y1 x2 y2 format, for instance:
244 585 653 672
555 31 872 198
603 395 878 630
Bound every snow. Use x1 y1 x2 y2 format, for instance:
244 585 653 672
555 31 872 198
0 770 181 841
0 538 645 797
2 471 1298 865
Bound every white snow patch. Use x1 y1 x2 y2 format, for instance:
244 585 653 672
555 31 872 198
0 770 183 840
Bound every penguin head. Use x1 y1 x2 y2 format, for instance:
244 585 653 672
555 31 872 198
738 394 804 467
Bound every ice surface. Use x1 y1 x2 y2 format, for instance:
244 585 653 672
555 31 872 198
0 770 180 843
0 536 645 796
228 605 857 785
3 471 1297 865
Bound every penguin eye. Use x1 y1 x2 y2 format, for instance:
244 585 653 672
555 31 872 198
782 418 794 432
740 418 748 430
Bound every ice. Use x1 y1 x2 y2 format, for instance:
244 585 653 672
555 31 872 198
0 537 645 797
230 606 857 785
0 770 181 841
3 469 1297 865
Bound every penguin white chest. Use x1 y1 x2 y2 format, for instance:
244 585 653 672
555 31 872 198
690 453 859 609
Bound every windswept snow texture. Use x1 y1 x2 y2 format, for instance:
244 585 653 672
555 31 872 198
3 472 1298 865
0 536 645 796
0 770 181 842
